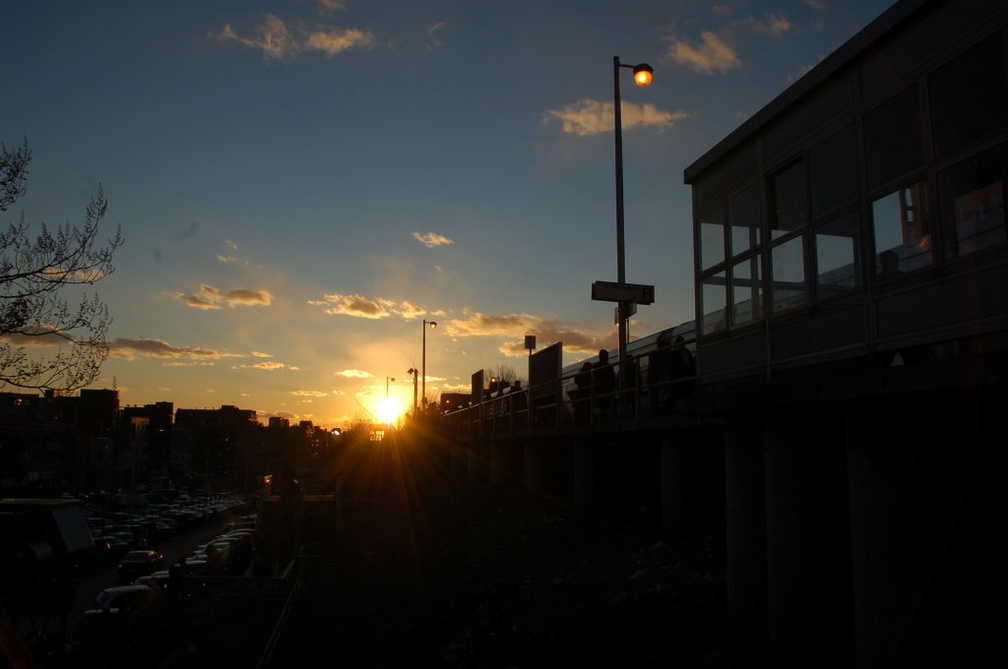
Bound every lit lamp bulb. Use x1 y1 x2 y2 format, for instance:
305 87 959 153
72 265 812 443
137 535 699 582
633 64 654 87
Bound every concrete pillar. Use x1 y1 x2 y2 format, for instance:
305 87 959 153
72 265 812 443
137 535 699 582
845 391 997 668
724 422 767 638
524 439 573 500
573 436 601 507
467 440 489 484
490 440 522 487
660 436 691 532
764 413 852 661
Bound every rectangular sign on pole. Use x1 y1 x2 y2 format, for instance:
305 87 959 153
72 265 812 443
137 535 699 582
591 280 655 305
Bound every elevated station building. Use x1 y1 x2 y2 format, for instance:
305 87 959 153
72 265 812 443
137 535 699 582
684 0 1006 665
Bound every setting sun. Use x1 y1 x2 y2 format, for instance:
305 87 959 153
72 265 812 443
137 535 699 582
375 397 403 426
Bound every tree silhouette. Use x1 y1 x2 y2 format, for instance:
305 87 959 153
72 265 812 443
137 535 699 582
1 139 124 391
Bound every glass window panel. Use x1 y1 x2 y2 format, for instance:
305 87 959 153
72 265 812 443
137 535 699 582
731 256 763 327
863 84 925 190
771 235 808 312
929 34 1008 161
815 212 860 297
769 160 808 239
809 126 858 218
872 181 933 280
729 185 761 256
699 208 725 270
939 143 1008 256
700 273 728 335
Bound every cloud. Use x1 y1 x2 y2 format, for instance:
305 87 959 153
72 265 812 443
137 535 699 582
306 27 376 56
412 231 455 248
177 284 273 310
667 30 741 74
212 13 375 60
318 0 346 13
337 369 372 378
233 361 299 371
292 389 328 397
544 100 690 137
311 293 392 319
426 21 448 51
804 0 827 10
747 14 792 37
309 294 442 320
445 311 611 359
108 338 229 362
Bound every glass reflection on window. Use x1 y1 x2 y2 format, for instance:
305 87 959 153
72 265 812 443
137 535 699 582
938 143 1008 257
872 181 933 280
729 185 761 257
701 273 728 335
770 160 808 239
771 235 808 312
700 209 725 270
815 212 859 296
731 256 763 327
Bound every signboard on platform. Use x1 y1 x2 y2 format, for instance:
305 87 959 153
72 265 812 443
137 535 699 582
591 280 655 304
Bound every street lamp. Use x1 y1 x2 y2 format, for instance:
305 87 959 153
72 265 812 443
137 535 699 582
386 376 395 397
422 320 437 409
406 367 418 415
613 56 653 363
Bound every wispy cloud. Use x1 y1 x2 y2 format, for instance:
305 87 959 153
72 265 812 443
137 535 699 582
544 100 689 137
177 284 273 310
309 294 442 320
426 21 448 51
310 293 392 319
292 389 328 397
667 30 741 74
317 0 346 14
412 231 454 248
446 311 607 358
212 13 376 60
747 14 792 37
232 361 299 371
337 369 372 378
108 338 231 362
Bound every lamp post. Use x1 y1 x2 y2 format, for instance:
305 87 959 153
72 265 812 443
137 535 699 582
422 319 437 409
406 367 418 415
386 376 395 397
613 56 653 363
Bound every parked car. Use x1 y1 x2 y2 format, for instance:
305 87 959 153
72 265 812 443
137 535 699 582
93 584 155 613
117 550 165 582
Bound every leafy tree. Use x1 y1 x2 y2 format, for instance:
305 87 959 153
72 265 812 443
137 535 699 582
1 139 124 391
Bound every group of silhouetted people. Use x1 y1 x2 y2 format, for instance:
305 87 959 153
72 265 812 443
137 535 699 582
568 334 694 424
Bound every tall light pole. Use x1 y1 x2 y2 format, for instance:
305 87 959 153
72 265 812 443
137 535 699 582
422 319 437 409
386 376 395 397
613 56 653 363
406 367 418 415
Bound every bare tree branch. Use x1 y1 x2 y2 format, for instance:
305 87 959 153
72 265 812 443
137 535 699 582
1 140 123 391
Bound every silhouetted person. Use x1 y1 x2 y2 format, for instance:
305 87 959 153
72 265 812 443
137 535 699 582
618 354 638 418
670 336 694 378
593 349 616 419
878 249 903 281
649 333 674 414
570 362 593 424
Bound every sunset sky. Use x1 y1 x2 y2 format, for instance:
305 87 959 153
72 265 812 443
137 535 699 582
1 0 894 427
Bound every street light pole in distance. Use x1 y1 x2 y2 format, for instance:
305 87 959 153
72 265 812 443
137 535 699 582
422 319 437 409
613 55 653 363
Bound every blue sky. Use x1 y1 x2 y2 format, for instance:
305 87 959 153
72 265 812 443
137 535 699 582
1 0 894 427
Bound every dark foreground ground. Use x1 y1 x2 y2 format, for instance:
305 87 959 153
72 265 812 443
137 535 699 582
255 439 745 669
